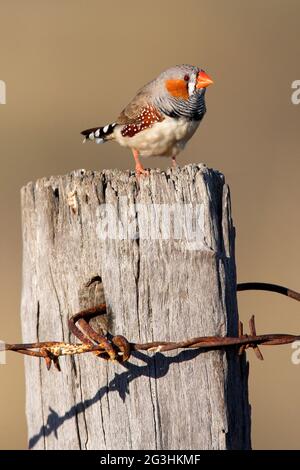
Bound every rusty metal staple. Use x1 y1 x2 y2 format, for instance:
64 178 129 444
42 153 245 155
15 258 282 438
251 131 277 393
4 282 300 371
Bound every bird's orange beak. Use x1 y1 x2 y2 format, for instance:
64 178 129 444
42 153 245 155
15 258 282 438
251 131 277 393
196 70 214 89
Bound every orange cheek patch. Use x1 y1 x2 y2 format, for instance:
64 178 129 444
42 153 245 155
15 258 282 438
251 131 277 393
165 79 189 100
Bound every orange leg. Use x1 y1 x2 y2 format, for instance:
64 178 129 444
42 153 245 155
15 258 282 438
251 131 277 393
132 149 149 176
172 156 177 168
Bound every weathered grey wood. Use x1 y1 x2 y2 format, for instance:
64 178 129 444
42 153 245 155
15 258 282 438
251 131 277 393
21 164 251 450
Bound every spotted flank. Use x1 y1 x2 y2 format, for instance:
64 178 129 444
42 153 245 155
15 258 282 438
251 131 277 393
121 106 164 138
81 122 117 143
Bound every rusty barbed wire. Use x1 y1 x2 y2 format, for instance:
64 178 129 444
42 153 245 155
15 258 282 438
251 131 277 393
4 282 300 371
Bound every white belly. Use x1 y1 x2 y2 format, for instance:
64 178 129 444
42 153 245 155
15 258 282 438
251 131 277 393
114 117 199 157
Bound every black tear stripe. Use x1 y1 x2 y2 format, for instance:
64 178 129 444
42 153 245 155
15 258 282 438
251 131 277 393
81 122 117 142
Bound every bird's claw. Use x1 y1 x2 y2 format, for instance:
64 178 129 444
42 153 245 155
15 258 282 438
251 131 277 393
135 165 149 177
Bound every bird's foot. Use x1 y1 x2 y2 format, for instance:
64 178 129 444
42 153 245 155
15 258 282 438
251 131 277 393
132 149 149 176
135 164 149 176
172 156 177 168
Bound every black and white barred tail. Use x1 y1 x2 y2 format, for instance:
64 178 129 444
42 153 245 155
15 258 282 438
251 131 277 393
81 122 117 144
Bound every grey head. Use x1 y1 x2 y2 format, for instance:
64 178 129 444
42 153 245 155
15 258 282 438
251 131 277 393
145 64 213 121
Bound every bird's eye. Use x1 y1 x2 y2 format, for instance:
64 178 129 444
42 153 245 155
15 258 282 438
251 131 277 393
184 74 190 81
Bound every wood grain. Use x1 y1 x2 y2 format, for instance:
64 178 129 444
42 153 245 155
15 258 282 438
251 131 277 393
21 164 251 449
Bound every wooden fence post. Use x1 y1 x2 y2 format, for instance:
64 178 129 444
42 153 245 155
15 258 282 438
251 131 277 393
21 164 251 449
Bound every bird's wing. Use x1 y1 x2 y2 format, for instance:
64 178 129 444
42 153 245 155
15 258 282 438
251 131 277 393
116 90 164 138
117 90 153 124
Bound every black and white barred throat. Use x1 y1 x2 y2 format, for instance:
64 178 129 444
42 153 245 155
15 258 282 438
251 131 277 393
155 88 206 121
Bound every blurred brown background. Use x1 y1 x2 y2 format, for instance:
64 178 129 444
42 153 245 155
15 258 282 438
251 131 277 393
0 0 300 449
